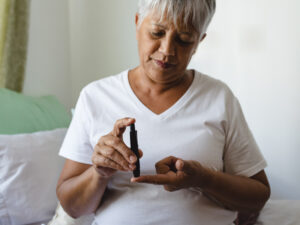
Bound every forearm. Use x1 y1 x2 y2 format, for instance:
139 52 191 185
57 167 109 218
200 169 270 212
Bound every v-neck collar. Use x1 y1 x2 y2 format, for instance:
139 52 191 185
123 69 200 121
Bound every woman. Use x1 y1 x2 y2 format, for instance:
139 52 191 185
56 0 270 224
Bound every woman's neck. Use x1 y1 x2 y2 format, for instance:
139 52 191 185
129 67 194 97
128 67 194 114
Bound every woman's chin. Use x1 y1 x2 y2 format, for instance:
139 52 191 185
145 69 181 84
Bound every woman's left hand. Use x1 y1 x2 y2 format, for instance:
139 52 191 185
131 156 210 192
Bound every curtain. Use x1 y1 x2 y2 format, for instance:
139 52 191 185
0 0 30 92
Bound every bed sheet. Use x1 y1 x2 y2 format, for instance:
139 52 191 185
26 200 300 225
256 199 300 225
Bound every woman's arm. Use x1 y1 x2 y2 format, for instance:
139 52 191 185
131 156 270 213
200 169 270 212
56 160 109 218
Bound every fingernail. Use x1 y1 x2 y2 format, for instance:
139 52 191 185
130 156 136 162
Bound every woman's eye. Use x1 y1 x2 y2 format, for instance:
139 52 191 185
176 37 193 45
151 31 164 37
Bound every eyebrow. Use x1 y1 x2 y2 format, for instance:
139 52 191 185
152 23 193 35
152 23 167 29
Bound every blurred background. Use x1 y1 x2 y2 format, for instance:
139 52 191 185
1 0 299 199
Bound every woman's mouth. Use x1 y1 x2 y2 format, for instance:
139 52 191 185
154 60 175 69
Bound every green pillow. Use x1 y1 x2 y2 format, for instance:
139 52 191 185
0 88 71 134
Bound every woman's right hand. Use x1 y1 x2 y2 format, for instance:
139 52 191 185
92 118 142 178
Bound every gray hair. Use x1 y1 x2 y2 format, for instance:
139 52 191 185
137 0 216 35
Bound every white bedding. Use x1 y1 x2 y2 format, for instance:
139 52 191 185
27 199 300 225
0 129 67 225
256 200 300 225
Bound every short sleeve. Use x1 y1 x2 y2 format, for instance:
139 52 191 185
223 93 267 177
59 90 93 164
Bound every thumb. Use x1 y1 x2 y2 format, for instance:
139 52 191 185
175 159 194 174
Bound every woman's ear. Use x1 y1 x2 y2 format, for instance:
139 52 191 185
135 13 139 27
200 33 207 42
135 13 139 40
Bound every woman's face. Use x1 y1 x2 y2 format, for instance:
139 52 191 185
135 11 204 84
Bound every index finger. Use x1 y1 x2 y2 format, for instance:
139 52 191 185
112 117 135 138
131 173 172 185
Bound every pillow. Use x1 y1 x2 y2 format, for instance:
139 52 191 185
0 88 71 134
0 128 67 225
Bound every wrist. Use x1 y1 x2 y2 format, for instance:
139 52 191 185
195 166 215 190
91 166 110 183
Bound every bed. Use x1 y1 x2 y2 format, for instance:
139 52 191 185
1 88 299 225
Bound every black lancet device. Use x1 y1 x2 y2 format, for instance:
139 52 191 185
130 123 140 177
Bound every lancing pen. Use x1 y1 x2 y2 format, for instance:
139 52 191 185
130 123 140 177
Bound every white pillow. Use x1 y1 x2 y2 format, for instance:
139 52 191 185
0 128 67 225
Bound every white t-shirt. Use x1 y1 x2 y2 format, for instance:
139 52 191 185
59 70 267 225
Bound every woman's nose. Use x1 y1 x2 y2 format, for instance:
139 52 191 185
159 37 175 56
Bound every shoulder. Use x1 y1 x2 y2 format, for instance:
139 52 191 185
78 70 128 103
194 70 235 102
82 70 127 96
73 70 128 114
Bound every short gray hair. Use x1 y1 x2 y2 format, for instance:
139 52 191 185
137 0 216 35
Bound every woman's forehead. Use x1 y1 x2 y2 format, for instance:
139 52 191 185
147 10 196 32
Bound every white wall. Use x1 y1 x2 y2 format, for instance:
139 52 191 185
23 0 72 110
24 0 139 107
189 0 300 199
68 0 139 104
